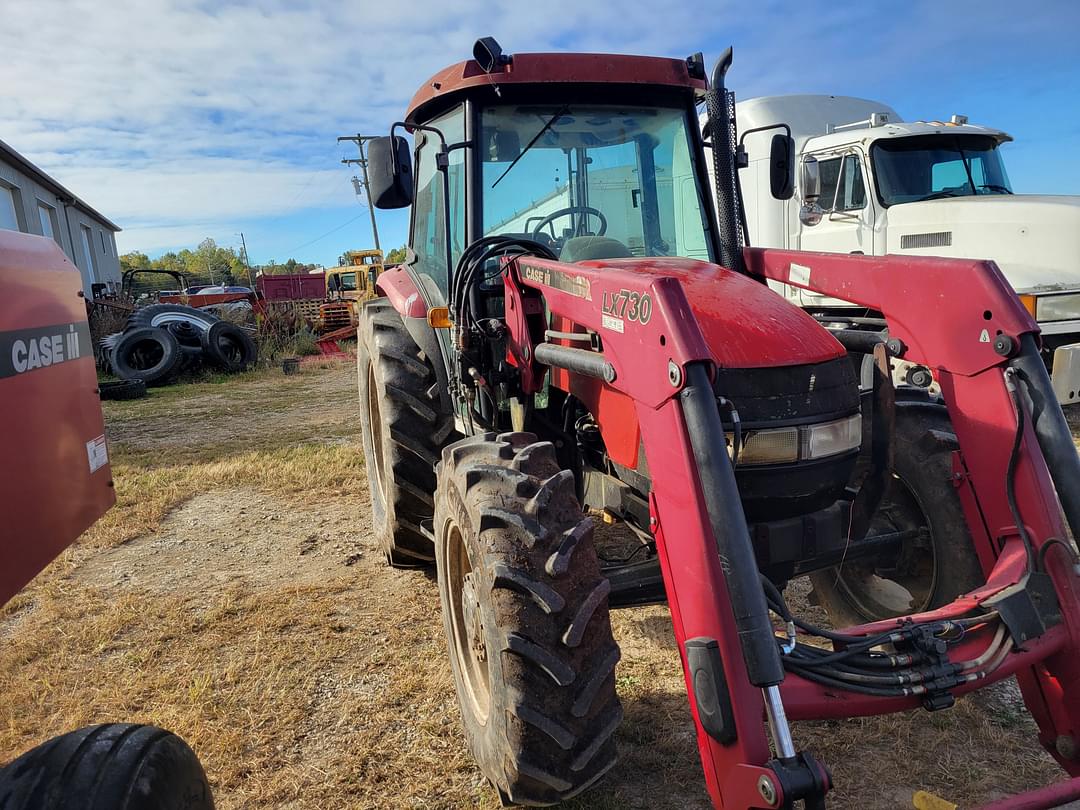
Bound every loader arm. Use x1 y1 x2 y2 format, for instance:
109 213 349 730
502 249 1080 809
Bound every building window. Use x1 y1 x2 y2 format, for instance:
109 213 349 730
100 230 110 256
37 202 60 243
0 184 20 232
80 224 98 282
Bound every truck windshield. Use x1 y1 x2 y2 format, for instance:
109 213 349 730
480 105 712 262
871 135 1012 206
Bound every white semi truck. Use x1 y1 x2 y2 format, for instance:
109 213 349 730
725 95 1080 404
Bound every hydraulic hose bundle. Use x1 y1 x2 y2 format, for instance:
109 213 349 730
762 575 1010 707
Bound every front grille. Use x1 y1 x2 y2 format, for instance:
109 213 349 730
901 231 952 249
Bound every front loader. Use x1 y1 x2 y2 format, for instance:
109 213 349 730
356 38 1080 808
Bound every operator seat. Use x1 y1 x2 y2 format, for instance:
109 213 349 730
559 236 632 263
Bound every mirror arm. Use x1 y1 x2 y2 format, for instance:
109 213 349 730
736 122 791 151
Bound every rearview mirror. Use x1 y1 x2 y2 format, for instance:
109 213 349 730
368 135 413 209
769 134 795 200
486 129 521 162
800 155 820 203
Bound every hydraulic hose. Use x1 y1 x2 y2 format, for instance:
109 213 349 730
1010 334 1080 542
682 362 784 686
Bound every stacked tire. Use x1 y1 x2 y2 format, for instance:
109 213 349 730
105 304 257 389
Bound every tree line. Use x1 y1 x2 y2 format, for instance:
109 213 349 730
120 239 409 294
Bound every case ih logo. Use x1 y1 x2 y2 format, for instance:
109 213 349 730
1 321 91 379
520 263 592 301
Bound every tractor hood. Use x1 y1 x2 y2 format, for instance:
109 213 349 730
884 195 1080 293
584 257 846 369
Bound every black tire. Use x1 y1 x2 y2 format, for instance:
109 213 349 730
165 320 204 348
809 402 984 626
199 322 257 371
357 298 454 567
127 304 219 333
98 379 147 401
111 327 182 386
435 431 622 806
0 723 214 809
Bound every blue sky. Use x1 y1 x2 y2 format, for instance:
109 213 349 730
2 0 1078 267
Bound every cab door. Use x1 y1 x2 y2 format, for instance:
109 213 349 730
796 150 876 307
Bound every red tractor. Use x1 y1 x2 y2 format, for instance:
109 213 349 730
357 39 1080 808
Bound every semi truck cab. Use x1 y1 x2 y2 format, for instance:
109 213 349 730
728 94 1080 404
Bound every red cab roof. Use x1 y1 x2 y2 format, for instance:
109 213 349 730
406 52 706 123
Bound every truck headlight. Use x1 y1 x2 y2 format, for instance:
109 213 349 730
1036 293 1080 323
728 413 861 466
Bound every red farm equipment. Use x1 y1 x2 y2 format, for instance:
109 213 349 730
355 38 1080 809
0 231 214 808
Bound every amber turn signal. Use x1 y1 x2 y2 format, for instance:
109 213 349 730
1017 294 1037 318
427 306 452 328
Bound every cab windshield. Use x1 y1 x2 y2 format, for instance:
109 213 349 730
479 105 712 262
871 134 1013 206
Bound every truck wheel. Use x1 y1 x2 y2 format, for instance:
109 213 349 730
435 432 623 806
809 403 984 626
127 304 219 332
110 327 182 386
0 723 214 809
358 299 453 567
200 322 258 371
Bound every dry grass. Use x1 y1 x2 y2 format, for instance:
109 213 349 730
2 366 1079 809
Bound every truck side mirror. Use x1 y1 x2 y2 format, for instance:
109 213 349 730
769 134 795 200
368 135 413 209
800 155 821 203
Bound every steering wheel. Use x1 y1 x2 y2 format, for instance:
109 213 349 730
531 206 607 242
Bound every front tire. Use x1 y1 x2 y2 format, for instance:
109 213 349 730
0 723 214 809
810 402 984 626
357 299 454 566
435 431 622 806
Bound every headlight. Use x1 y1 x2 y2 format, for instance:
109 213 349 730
728 413 861 466
1036 293 1080 323
803 414 863 460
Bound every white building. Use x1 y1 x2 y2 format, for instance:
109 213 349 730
0 138 121 295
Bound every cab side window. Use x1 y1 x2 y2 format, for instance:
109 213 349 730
817 154 867 212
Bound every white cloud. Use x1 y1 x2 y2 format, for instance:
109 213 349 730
1 0 1075 256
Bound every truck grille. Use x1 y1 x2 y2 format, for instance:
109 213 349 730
901 231 952 249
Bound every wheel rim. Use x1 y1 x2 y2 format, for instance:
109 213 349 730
365 364 388 510
445 522 491 723
832 474 937 621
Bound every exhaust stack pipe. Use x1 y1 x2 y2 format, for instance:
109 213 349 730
705 47 744 275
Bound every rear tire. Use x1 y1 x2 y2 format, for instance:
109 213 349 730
0 723 214 809
809 402 984 626
357 298 454 566
435 431 622 806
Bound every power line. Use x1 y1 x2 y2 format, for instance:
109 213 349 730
283 214 364 255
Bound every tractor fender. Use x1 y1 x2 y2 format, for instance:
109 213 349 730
376 266 427 319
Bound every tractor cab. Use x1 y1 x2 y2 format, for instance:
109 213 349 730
368 47 730 306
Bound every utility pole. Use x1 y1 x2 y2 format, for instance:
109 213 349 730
337 134 382 253
239 232 254 287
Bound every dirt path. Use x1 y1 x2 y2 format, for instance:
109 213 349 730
2 364 1077 809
